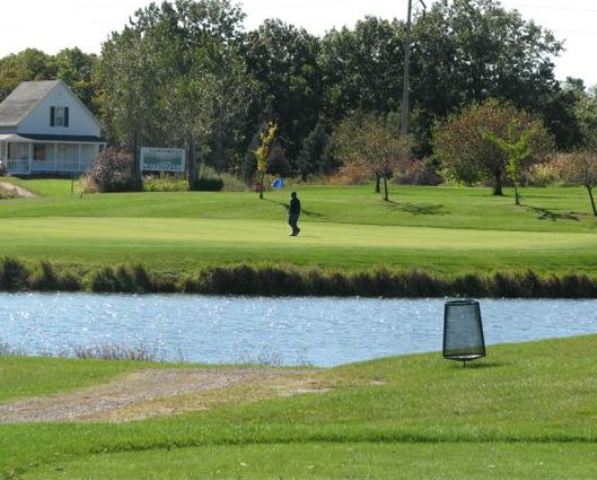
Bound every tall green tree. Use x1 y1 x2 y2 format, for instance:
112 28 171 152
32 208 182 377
96 0 254 187
53 48 98 112
0 48 97 111
319 17 404 124
296 121 333 180
411 0 577 151
241 19 322 166
0 49 55 100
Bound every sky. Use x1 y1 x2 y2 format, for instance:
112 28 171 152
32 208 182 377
0 0 596 87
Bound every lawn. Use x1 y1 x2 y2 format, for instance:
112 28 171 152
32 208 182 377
1 180 596 276
0 335 595 479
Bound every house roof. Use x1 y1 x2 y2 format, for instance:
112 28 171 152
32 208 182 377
0 133 105 143
0 80 61 127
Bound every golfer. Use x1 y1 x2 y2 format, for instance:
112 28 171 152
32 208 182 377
288 191 301 236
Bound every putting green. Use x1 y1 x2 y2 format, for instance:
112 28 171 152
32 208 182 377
2 217 596 251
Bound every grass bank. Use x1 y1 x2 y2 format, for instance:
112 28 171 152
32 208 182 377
1 336 595 478
1 257 597 297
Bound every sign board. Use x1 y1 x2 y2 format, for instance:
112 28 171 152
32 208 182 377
140 147 186 173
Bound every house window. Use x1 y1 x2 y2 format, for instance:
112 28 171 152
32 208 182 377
33 144 47 161
7 143 29 160
50 106 69 127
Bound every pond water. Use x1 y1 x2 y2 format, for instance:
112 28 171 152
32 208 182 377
1 293 596 367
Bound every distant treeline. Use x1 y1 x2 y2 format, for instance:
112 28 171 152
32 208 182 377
1 258 596 298
1 0 596 179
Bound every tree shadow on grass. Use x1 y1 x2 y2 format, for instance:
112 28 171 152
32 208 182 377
526 206 579 222
384 200 448 216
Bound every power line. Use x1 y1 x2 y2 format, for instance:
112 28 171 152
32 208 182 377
507 2 597 14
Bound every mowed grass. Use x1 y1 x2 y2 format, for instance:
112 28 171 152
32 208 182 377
1 180 597 275
1 336 595 479
20 443 597 480
0 356 147 403
1 217 596 274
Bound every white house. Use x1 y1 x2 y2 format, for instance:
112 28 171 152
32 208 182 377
0 80 105 176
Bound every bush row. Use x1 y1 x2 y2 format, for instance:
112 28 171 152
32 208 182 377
1 258 596 298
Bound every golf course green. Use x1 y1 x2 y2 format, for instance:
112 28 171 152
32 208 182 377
1 179 596 276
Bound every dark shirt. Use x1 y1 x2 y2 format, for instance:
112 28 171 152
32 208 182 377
289 197 301 215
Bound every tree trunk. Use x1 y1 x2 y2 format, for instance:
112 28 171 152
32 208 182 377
383 175 389 202
587 185 597 216
375 175 381 193
259 171 265 199
132 130 142 190
493 170 503 196
514 184 521 206
187 139 196 191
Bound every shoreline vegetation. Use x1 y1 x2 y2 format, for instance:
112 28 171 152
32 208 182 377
1 257 596 298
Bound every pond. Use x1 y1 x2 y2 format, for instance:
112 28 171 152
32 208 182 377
1 293 596 367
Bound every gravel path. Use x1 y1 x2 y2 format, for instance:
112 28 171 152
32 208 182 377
0 181 36 198
0 368 320 424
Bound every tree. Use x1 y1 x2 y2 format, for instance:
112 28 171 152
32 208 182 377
255 122 277 199
0 49 97 111
570 82 597 148
241 19 322 167
563 150 597 216
485 124 534 206
53 48 98 112
0 49 55 101
95 0 253 189
434 100 553 196
411 0 574 150
334 114 411 201
319 17 405 123
296 122 334 179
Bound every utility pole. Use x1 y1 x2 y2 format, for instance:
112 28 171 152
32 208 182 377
401 0 426 136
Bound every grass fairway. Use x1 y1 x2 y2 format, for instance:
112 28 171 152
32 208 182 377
1 180 597 275
19 443 597 480
1 336 596 479
1 216 596 274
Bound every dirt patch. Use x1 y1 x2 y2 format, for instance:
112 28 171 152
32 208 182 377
0 181 36 198
0 368 330 424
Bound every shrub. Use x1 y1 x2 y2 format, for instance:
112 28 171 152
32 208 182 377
0 257 29 291
328 163 371 185
86 265 155 293
450 273 489 298
87 266 120 292
86 148 141 193
526 155 569 186
201 166 246 192
143 175 187 192
191 177 224 191
394 159 443 186
0 161 7 176
28 261 60 291
219 172 248 192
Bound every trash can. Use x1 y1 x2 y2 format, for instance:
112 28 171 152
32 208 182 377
443 299 486 366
